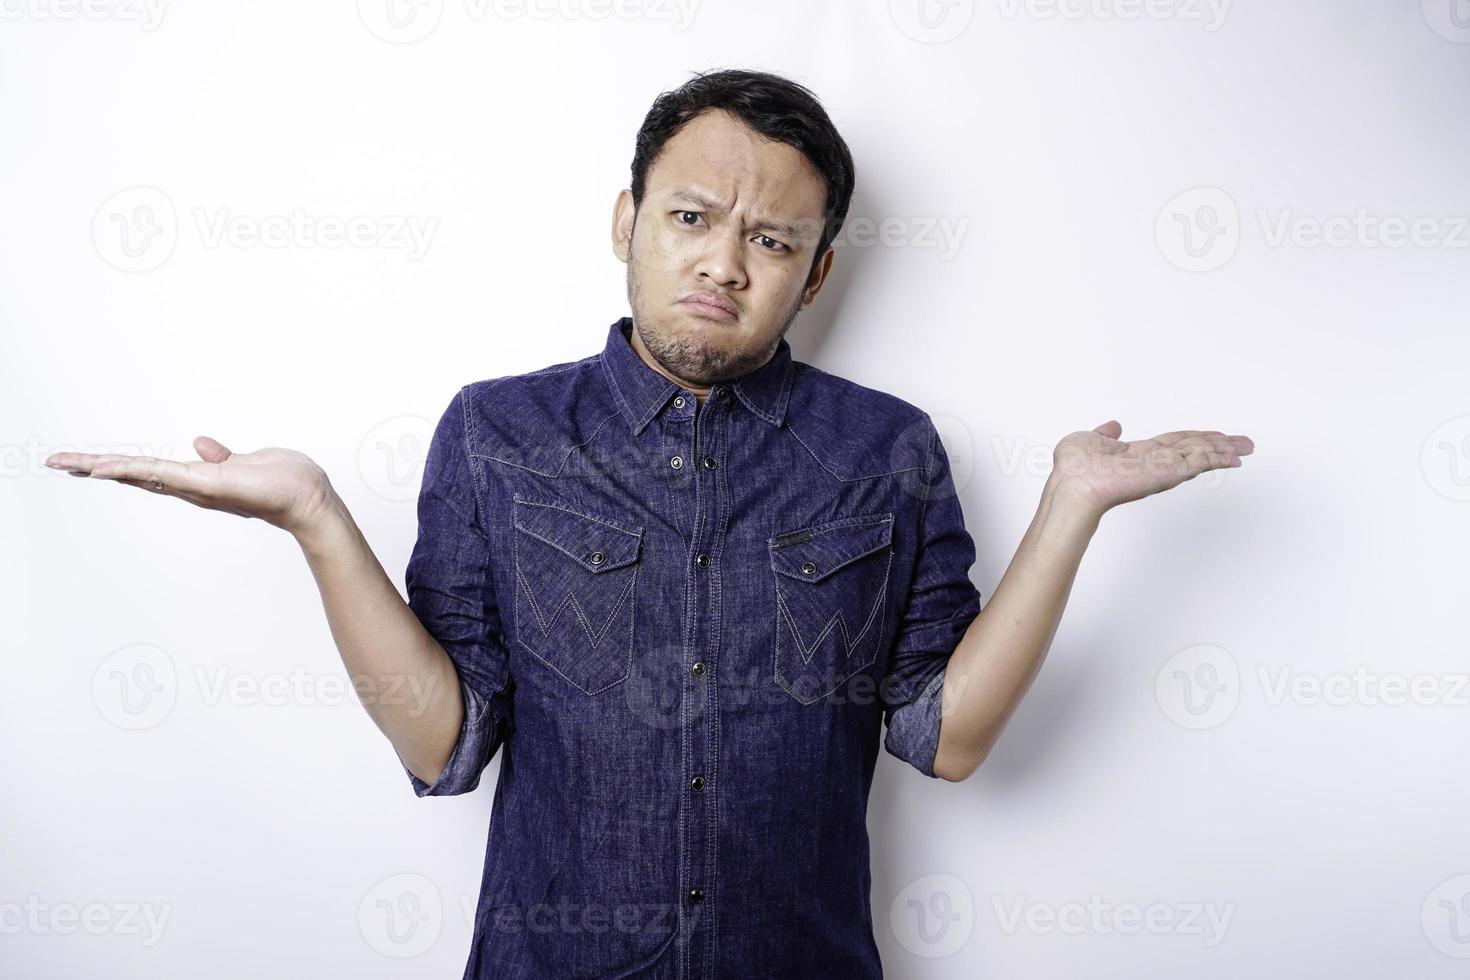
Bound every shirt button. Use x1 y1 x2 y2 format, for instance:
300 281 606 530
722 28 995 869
670 455 683 469
690 775 705 791
590 552 606 565
713 387 727 399
691 661 707 676
688 888 705 905
800 561 816 575
695 553 711 568
701 456 716 470
673 395 686 408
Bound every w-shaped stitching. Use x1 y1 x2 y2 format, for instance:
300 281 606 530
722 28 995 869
516 565 635 649
775 574 888 665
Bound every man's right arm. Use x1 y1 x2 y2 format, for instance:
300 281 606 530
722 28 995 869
294 386 513 795
293 500 465 787
47 388 511 795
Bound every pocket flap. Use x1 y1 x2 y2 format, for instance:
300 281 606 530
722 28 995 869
512 497 642 573
768 513 893 583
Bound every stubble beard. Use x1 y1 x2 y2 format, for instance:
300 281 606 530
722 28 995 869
625 258 802 387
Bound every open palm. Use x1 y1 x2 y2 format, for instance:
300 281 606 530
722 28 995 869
1053 420 1254 513
46 436 335 535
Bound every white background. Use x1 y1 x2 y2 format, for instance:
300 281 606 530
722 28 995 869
4 1 1469 977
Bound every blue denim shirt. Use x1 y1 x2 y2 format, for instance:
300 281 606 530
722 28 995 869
399 316 983 979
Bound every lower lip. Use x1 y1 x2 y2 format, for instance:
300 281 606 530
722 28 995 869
681 300 737 322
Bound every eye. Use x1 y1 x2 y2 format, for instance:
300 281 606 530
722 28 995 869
756 234 788 252
675 210 704 226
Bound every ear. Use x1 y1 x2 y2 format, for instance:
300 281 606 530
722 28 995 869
797 247 835 310
611 189 636 263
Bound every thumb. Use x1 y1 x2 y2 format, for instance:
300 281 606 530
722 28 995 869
193 435 234 463
1092 419 1122 439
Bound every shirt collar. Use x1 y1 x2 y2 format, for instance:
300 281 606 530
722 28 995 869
600 316 796 435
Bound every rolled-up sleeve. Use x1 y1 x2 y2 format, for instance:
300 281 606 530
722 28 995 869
399 387 514 797
883 415 984 778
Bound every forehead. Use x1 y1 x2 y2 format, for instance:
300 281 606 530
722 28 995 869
644 108 828 223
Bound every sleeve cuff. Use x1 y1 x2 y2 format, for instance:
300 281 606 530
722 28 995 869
883 666 949 778
400 678 496 797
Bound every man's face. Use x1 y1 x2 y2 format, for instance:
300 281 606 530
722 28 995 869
612 108 835 389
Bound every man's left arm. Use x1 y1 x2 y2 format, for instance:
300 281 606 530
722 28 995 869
929 473 1097 780
931 419 1253 782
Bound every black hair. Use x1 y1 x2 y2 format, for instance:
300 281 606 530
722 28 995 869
630 68 856 274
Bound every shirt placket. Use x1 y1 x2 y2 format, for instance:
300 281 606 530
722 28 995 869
680 382 729 980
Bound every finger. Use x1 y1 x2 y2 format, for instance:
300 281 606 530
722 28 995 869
46 452 135 474
1161 430 1254 458
1153 431 1205 449
1174 432 1240 459
1091 420 1122 439
1193 431 1247 456
89 455 199 493
1202 434 1247 464
193 436 233 463
1183 442 1239 472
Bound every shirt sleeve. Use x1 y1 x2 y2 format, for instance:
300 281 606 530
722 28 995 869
398 387 515 797
882 415 984 778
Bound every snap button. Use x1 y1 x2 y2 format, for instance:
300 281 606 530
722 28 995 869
695 553 711 568
673 395 686 408
670 456 683 469
589 552 605 565
701 456 716 470
688 888 704 905
691 661 707 676
713 387 727 399
800 561 816 575
691 775 705 791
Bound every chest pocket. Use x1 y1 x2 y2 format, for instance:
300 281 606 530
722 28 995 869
511 496 643 695
769 512 894 704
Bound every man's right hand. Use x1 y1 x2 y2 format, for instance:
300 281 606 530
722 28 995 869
46 436 339 539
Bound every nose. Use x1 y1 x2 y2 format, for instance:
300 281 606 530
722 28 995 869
693 225 747 290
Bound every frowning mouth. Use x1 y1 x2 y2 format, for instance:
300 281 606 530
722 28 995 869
679 292 739 322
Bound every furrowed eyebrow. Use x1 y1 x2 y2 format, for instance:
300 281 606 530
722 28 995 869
669 188 811 242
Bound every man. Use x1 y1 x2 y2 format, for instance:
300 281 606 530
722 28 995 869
49 69 1252 979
